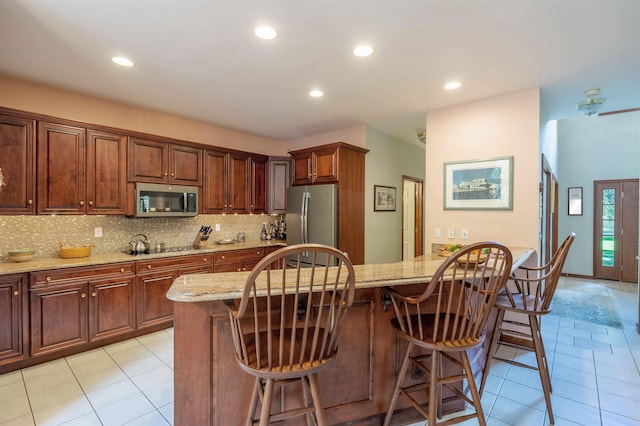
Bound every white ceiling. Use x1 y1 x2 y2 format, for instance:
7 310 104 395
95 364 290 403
2 1 639 146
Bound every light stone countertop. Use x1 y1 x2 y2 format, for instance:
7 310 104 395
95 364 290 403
0 241 286 275
167 246 534 302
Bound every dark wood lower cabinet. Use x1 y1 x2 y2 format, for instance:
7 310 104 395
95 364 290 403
30 263 136 357
0 274 28 366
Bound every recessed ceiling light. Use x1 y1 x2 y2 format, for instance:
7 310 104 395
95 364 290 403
255 26 277 40
112 56 134 67
309 89 324 98
444 81 461 90
353 45 373 57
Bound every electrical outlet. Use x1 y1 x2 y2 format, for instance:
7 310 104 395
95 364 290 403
435 227 441 238
461 229 469 240
94 227 103 237
215 223 221 232
448 228 455 239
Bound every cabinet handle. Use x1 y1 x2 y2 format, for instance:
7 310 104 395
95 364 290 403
92 292 97 297
221 255 225 260
237 268 241 272
203 258 207 262
81 293 86 298
46 276 52 282
164 172 168 176
13 290 19 296
120 268 125 273
88 201 94 206
79 200 84 206
171 172 175 177
28 199 33 205
147 264 152 269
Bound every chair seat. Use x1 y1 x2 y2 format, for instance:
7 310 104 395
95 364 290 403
238 328 336 378
494 293 552 315
391 313 485 350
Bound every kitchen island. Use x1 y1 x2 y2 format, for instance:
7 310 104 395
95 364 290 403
167 246 534 425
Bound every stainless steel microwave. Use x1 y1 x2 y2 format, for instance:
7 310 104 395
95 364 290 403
135 183 198 217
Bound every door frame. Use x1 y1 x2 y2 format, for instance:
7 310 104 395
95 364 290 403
402 176 424 259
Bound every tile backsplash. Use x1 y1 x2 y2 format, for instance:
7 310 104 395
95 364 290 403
0 214 283 261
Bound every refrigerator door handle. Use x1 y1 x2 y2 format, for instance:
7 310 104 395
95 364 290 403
302 191 309 255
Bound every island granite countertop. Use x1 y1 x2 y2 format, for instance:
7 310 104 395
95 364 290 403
167 246 534 302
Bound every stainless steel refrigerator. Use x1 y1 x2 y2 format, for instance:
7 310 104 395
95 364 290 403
286 184 338 266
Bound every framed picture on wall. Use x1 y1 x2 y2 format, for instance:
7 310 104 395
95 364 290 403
568 187 583 216
444 156 514 210
374 185 396 211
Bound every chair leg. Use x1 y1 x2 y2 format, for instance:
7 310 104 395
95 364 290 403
307 373 327 426
461 351 486 426
480 308 505 397
259 378 275 426
300 376 315 426
383 341 414 426
428 350 439 425
246 377 261 426
530 315 554 424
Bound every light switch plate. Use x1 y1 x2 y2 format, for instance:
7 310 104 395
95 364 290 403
435 227 441 238
461 229 469 240
448 228 455 239
215 224 221 232
94 227 102 238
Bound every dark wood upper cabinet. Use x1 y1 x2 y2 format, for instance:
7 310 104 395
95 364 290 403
128 137 202 186
86 130 127 214
291 145 339 185
203 149 267 214
267 157 290 215
0 114 36 214
37 122 86 214
36 122 127 215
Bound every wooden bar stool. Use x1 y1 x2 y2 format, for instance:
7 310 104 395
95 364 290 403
383 242 513 426
480 233 575 424
224 244 356 426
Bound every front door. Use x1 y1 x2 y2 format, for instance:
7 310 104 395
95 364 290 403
594 179 639 282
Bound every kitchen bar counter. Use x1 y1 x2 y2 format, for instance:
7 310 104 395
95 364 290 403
169 246 534 425
0 240 286 275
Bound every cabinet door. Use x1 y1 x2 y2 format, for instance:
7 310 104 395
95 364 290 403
312 147 338 183
0 114 35 214
0 275 26 364
228 152 250 214
89 275 135 342
203 150 227 214
128 137 169 183
30 282 88 356
268 158 290 214
37 122 86 214
135 271 176 329
86 130 127 214
170 144 203 185
292 152 313 185
250 156 267 213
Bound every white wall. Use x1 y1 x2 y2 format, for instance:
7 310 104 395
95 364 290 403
364 127 426 263
425 89 541 250
558 111 640 276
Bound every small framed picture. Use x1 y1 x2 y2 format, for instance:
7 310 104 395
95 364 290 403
374 185 396 211
568 187 583 216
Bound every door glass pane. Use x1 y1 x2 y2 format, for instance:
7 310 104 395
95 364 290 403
601 188 615 267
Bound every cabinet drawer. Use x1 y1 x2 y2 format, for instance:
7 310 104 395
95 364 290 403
213 248 265 265
136 253 213 274
30 263 135 288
